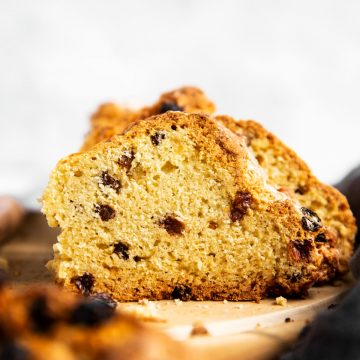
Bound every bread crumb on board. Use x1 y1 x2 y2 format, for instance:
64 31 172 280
190 322 210 337
117 299 165 322
174 298 183 306
234 304 244 310
275 296 287 306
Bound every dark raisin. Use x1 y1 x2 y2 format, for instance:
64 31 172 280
71 273 95 295
29 296 55 333
171 124 177 130
113 242 130 260
230 191 253 222
117 150 135 171
315 233 327 243
89 293 117 309
285 317 292 323
159 102 183 114
0 343 29 360
100 171 121 192
289 239 313 262
295 185 308 195
160 216 185 235
150 132 166 146
208 221 218 229
171 285 192 301
0 268 9 289
301 207 321 232
94 204 116 221
288 272 302 283
69 298 115 327
133 256 141 262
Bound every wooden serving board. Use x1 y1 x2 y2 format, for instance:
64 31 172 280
0 212 353 360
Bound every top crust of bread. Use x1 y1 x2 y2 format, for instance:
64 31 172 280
81 87 215 151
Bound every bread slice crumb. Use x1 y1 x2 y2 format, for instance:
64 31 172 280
275 296 288 306
190 321 209 337
174 299 183 306
118 300 164 322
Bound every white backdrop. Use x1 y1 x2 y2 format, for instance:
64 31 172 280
0 0 359 208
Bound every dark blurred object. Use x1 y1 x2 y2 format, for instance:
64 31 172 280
351 249 360 279
280 281 360 360
335 165 360 277
336 165 360 243
0 196 25 242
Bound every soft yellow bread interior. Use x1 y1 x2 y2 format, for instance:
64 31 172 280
43 113 342 301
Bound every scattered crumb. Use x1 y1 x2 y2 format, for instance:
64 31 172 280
255 323 261 329
195 304 210 309
275 296 287 306
328 303 338 310
223 299 228 304
174 298 183 306
190 322 209 337
234 304 244 310
118 300 164 322
138 299 149 305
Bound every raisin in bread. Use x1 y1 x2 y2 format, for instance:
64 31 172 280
216 115 356 277
0 277 187 360
81 86 215 151
42 112 348 301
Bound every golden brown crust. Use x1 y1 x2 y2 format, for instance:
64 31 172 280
81 87 215 151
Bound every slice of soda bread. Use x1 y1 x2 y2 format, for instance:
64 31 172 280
81 87 215 151
42 112 346 301
216 115 356 277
